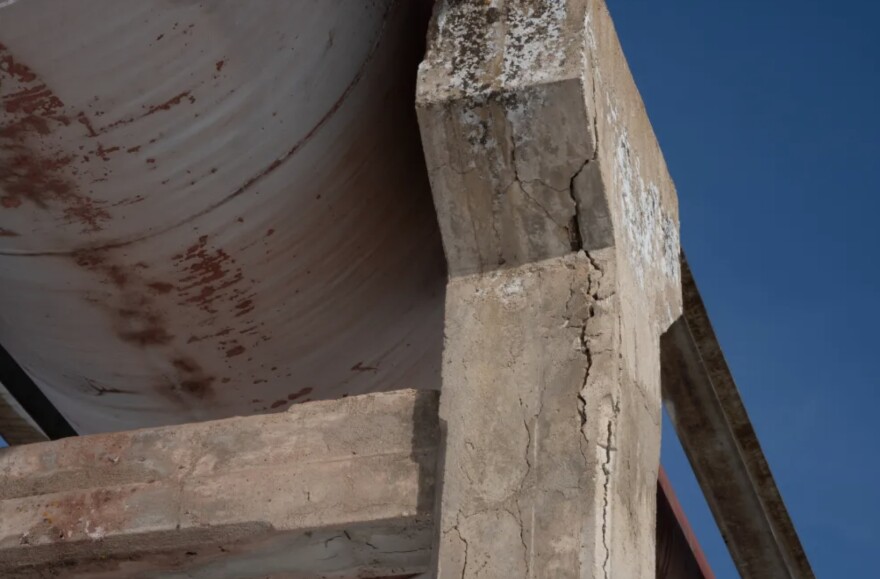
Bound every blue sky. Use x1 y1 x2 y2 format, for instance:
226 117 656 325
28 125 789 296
611 0 880 576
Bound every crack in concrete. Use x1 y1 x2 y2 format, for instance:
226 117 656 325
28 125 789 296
601 397 620 579
572 252 622 578
507 503 531 578
516 393 537 578
455 523 469 579
518 396 533 488
567 158 592 250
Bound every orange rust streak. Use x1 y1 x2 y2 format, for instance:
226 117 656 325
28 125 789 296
0 44 110 232
0 42 38 82
142 91 195 117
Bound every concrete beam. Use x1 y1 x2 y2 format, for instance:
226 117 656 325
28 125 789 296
0 389 439 579
416 1 682 577
661 256 815 579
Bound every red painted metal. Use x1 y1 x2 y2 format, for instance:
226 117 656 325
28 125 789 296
657 466 716 579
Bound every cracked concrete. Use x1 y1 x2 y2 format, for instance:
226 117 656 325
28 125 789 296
435 252 628 578
417 1 682 577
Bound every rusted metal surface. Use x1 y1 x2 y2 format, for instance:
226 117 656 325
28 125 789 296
660 255 815 579
656 466 714 579
0 0 445 433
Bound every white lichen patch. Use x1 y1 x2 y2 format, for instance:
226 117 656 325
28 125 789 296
423 0 570 98
502 0 568 86
424 1 502 96
583 9 680 289
499 277 525 300
608 101 680 288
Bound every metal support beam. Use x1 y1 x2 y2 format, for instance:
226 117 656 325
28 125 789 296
661 255 814 579
0 344 75 441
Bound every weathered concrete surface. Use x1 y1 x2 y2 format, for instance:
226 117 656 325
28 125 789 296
416 1 682 577
0 389 439 578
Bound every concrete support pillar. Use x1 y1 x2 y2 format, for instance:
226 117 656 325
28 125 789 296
416 1 683 577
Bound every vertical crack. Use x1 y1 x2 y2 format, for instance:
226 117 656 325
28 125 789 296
574 253 621 578
517 389 538 576
601 398 620 579
576 253 603 463
456 525 469 579
567 159 591 251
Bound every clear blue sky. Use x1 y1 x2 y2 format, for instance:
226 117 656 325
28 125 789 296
611 0 880 576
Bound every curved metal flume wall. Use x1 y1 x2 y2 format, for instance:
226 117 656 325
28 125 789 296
0 0 445 433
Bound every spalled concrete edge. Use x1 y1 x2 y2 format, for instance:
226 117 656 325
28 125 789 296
0 389 440 578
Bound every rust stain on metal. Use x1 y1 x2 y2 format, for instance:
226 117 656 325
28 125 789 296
94 143 120 161
174 234 252 319
142 91 195 117
146 281 174 294
0 2 445 435
351 361 378 372
96 91 197 135
186 327 234 344
75 112 98 137
105 15 394 245
0 43 111 232
287 387 312 401
233 298 253 317
155 357 216 402
118 323 174 347
68 247 224 404
224 344 245 358
0 227 19 236
177 236 234 288
3 84 64 116
171 357 199 373
0 42 37 82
